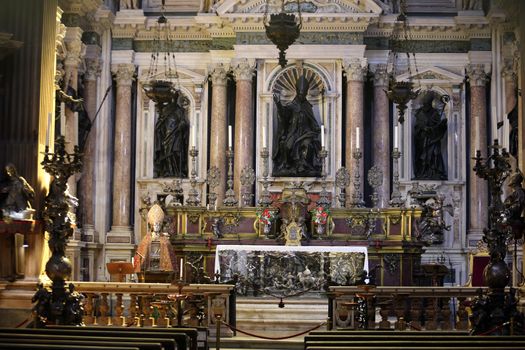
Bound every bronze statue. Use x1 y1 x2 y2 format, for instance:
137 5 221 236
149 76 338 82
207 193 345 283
0 163 35 218
413 92 448 180
272 74 322 177
154 91 190 178
503 170 525 240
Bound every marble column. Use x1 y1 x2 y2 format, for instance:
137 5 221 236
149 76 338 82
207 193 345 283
372 64 390 208
209 64 229 205
233 60 255 206
64 26 84 197
80 54 101 238
110 63 135 229
343 58 367 205
467 64 489 238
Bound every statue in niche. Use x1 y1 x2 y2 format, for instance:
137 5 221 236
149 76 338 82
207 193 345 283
413 92 448 180
154 91 189 178
272 74 322 177
0 164 35 219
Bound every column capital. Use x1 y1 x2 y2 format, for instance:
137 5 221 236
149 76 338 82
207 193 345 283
466 64 488 86
501 60 517 83
210 64 229 87
85 57 102 81
370 64 389 87
232 59 255 82
64 27 85 69
343 58 368 82
112 63 136 87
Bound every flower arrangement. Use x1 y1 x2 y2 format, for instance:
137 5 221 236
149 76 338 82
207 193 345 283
311 206 330 225
258 208 277 225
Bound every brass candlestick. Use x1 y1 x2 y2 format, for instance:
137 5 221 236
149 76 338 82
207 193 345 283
389 147 404 207
186 146 201 206
34 135 83 326
335 167 351 208
350 148 365 207
317 148 331 207
258 147 272 207
223 147 238 206
206 166 220 209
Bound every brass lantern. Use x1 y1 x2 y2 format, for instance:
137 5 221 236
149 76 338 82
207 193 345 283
264 0 302 68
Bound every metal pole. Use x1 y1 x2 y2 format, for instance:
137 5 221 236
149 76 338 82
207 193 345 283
215 315 221 350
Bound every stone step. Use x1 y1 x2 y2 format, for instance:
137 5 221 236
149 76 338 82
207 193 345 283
210 335 303 350
235 297 328 335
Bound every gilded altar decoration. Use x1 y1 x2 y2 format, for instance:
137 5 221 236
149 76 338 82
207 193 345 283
257 207 278 238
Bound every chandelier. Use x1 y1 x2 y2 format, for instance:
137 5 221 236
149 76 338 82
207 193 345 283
385 0 419 124
142 0 180 105
264 0 302 68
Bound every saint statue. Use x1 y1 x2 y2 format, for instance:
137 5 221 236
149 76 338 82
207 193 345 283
272 74 322 177
154 91 190 178
413 92 448 180
0 163 35 219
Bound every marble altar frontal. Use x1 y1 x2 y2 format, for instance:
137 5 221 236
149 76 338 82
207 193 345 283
215 245 368 296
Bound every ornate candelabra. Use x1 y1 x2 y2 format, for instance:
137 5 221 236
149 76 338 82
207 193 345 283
33 136 83 326
317 148 331 207
335 167 351 208
240 167 256 207
389 147 404 207
470 139 523 335
163 180 183 206
206 166 220 209
367 165 383 208
223 147 238 206
258 147 272 207
350 148 365 207
186 146 200 206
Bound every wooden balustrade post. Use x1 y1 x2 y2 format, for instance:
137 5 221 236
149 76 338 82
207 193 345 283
440 297 452 330
456 297 469 330
409 298 422 329
378 299 391 329
142 296 152 327
114 293 125 326
99 293 110 326
424 297 438 330
130 293 141 327
394 294 407 330
83 293 95 325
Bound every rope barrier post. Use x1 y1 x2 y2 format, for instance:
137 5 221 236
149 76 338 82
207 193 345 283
215 314 222 350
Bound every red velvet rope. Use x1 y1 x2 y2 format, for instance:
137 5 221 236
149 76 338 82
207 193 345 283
220 320 326 340
14 316 31 328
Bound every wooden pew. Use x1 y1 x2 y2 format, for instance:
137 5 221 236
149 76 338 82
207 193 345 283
0 328 186 350
48 324 205 350
306 347 511 350
0 338 162 350
0 333 173 350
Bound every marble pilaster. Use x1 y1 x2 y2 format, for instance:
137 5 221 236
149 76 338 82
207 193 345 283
110 63 135 228
209 64 229 205
371 64 390 208
502 63 517 115
343 58 367 205
466 64 489 239
80 53 101 238
233 60 255 206
64 26 84 197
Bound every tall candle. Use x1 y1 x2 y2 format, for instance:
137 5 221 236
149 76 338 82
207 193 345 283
228 125 232 148
190 125 195 148
356 127 360 149
320 124 325 147
394 125 398 149
180 258 184 280
263 126 267 148
45 112 51 147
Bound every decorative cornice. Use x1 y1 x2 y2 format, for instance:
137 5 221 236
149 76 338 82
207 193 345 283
232 59 255 81
343 58 367 82
466 64 488 86
112 63 136 87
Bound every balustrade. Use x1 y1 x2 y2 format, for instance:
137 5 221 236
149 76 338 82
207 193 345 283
74 282 234 335
329 286 496 331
